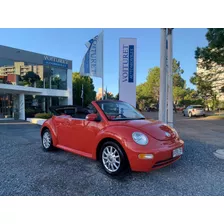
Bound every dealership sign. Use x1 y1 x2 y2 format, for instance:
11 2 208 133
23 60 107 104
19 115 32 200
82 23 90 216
43 55 68 69
119 38 137 107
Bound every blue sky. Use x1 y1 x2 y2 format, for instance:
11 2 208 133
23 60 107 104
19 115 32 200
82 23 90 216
0 28 208 95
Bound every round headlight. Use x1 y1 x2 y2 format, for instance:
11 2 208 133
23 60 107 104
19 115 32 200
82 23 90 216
132 132 148 145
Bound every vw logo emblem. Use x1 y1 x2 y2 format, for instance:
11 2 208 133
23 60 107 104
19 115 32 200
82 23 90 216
165 132 171 137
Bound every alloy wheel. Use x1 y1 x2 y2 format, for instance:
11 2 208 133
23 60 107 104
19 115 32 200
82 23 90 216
43 131 51 149
102 146 121 173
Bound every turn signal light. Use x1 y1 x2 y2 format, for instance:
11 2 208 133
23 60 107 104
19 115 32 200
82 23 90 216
138 154 154 160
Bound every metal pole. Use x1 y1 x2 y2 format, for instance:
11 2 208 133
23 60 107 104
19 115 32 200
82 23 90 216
159 28 167 122
81 84 84 107
101 30 104 100
167 28 174 127
165 37 168 124
102 78 104 100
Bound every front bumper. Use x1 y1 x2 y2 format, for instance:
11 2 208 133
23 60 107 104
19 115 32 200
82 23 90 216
125 138 184 172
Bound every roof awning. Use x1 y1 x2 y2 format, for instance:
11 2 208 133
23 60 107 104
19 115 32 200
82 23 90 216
0 83 68 97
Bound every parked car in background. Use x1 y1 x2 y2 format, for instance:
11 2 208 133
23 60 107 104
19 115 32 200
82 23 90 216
183 105 205 118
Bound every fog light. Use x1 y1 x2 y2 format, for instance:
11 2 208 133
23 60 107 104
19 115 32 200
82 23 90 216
138 154 154 160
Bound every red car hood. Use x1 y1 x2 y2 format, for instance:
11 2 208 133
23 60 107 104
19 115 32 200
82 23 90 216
110 119 176 141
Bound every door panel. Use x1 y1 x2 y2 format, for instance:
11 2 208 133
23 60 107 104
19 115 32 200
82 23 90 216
69 119 102 155
53 115 72 147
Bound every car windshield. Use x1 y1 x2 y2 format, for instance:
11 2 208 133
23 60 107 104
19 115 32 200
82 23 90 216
96 101 145 121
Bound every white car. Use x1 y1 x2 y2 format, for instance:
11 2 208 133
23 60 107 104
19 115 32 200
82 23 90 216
183 105 206 118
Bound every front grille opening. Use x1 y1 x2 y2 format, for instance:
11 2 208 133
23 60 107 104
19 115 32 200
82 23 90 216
152 156 180 168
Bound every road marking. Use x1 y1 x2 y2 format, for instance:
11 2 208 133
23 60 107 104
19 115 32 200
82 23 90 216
214 149 224 160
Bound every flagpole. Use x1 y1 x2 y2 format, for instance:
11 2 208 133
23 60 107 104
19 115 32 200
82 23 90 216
81 84 84 107
102 29 104 100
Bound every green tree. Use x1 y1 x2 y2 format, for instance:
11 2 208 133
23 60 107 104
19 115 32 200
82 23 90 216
195 28 224 68
172 59 186 88
147 67 161 102
190 73 218 110
106 92 115 99
72 72 96 107
173 86 186 104
136 59 186 107
183 88 198 100
22 71 40 87
136 82 154 110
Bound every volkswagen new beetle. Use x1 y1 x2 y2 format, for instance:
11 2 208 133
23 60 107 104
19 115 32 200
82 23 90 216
41 100 184 175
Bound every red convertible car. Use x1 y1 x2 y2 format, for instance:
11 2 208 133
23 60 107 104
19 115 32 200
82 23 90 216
41 100 184 176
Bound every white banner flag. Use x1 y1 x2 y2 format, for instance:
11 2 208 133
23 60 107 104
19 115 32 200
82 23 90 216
119 38 137 107
80 31 103 78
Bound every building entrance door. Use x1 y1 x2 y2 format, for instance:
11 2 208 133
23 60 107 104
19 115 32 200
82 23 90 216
0 93 13 118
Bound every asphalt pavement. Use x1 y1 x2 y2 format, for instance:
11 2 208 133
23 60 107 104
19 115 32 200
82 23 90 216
0 116 223 196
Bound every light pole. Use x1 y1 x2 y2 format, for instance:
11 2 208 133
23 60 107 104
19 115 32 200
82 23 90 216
159 28 167 123
167 28 174 127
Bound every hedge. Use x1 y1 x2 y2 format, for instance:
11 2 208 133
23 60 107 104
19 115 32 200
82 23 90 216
34 113 52 119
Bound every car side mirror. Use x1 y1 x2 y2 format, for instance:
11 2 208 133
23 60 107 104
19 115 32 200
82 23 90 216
86 113 98 121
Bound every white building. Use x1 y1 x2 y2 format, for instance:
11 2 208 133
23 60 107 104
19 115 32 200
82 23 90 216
196 59 224 102
0 45 73 120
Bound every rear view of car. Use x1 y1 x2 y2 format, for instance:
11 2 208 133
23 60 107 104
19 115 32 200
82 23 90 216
183 105 205 117
191 105 205 116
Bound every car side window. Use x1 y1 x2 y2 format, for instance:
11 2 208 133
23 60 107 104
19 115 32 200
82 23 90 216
73 107 90 119
87 104 98 114
69 104 100 120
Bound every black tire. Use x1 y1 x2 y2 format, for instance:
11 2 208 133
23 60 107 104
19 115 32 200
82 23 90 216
203 114 206 117
100 141 128 176
41 129 55 151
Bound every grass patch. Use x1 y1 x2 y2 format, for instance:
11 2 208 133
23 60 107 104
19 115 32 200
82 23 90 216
34 113 52 119
205 115 224 120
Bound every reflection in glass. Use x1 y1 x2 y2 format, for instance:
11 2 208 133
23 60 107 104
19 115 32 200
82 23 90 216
0 57 67 90
43 66 67 90
24 95 66 118
0 58 44 87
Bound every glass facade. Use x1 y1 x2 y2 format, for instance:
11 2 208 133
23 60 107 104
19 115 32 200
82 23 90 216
0 93 67 119
0 93 22 119
43 66 67 90
0 46 72 120
0 93 13 118
24 95 66 118
0 57 67 90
